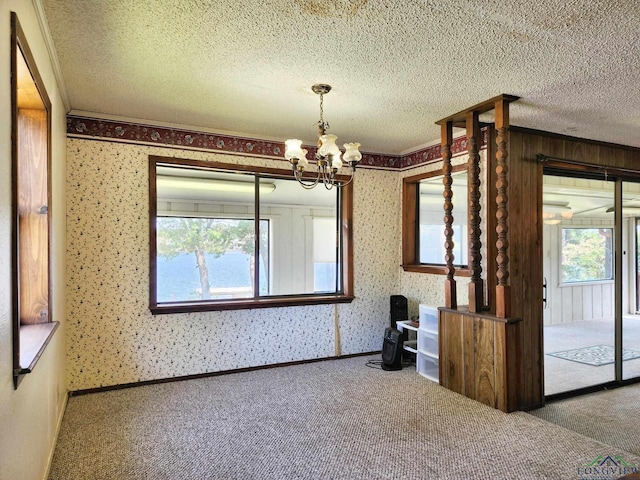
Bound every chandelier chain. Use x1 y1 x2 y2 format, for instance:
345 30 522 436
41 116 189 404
318 92 329 134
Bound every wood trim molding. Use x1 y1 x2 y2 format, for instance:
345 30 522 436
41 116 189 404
401 161 468 277
68 351 380 396
149 155 355 313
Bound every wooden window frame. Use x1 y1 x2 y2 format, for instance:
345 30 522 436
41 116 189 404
401 164 471 276
11 12 58 388
149 155 355 314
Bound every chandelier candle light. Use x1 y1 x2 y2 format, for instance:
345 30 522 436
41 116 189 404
284 84 362 189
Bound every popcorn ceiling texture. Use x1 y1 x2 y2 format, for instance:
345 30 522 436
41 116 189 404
42 1 640 154
65 139 401 390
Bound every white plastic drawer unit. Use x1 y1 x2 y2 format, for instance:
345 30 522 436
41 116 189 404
418 353 439 382
418 329 438 356
419 304 438 333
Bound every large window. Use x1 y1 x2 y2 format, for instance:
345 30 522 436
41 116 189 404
402 166 470 275
561 227 614 284
149 157 354 313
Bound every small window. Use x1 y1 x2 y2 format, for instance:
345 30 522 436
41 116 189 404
149 157 354 313
11 12 57 388
417 173 469 267
402 166 470 275
561 227 614 284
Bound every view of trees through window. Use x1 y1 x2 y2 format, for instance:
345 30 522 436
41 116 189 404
561 227 613 283
150 158 351 311
156 217 268 301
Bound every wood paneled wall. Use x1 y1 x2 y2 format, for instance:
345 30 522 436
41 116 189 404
439 307 521 412
506 127 640 409
17 109 49 325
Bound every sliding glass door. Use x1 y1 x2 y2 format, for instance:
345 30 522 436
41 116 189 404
622 185 640 381
543 171 640 396
542 172 616 396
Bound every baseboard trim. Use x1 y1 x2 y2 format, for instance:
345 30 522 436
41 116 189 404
43 390 69 480
69 351 381 397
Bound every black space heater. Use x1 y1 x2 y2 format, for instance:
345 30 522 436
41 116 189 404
390 295 408 328
381 327 403 371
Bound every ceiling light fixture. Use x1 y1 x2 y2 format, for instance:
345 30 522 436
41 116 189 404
157 176 275 194
284 84 361 189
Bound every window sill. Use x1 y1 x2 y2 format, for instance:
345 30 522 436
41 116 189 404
401 264 471 276
150 294 355 314
558 279 614 288
15 322 59 387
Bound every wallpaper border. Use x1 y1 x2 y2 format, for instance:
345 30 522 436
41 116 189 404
66 115 486 170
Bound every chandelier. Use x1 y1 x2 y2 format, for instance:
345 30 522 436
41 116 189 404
284 84 361 189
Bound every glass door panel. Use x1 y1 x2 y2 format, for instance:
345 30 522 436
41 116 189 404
622 183 640 381
543 173 616 396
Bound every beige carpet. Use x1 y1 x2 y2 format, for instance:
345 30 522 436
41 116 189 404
49 355 640 479
530 384 640 456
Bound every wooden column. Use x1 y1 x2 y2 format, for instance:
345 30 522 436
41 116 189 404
494 99 511 318
466 111 484 313
442 121 457 309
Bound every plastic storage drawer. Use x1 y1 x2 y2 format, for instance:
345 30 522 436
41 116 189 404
418 330 438 356
419 304 438 333
417 353 439 382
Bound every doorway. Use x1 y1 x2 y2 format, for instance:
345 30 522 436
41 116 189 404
543 171 640 397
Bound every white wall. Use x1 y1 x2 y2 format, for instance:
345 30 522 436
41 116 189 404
0 2 67 480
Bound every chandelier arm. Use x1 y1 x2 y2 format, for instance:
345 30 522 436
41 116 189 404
336 172 356 187
294 167 321 189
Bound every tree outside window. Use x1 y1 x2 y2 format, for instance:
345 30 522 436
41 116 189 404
561 227 613 283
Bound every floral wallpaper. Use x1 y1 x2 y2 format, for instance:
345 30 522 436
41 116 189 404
65 117 488 391
65 139 401 390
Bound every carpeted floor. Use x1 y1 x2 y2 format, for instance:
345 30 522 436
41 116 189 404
49 355 640 480
530 383 640 457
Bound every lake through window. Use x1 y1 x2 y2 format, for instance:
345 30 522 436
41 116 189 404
149 157 354 313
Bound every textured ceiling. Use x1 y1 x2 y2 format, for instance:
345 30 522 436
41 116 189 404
40 0 640 155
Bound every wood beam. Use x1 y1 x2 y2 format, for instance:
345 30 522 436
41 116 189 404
436 94 520 126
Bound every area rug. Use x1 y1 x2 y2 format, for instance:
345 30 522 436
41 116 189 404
547 344 640 366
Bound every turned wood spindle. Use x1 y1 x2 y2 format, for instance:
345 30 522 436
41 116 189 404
442 121 457 309
495 99 511 318
466 111 484 313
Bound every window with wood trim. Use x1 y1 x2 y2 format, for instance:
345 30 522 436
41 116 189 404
402 166 470 275
149 156 354 313
11 12 57 388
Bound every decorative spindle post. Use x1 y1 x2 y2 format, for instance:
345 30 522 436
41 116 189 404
466 111 484 313
495 99 511 318
442 121 457 309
